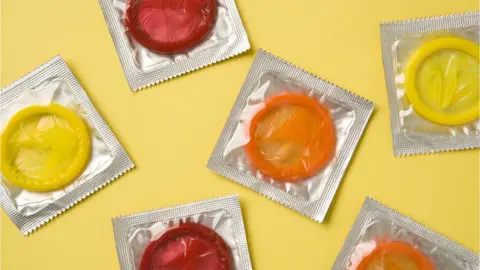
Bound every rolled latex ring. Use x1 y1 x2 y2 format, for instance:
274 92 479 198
245 93 336 182
1 104 91 192
405 37 479 125
357 241 435 270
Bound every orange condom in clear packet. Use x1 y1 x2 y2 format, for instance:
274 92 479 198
208 50 374 223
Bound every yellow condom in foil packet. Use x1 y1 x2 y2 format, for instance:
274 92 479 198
405 37 479 125
1 104 91 192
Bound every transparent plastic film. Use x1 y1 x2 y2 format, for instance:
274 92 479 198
380 12 480 155
112 195 252 270
208 50 374 222
332 198 479 270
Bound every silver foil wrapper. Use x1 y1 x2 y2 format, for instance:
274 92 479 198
99 0 250 91
207 50 374 223
0 56 134 235
332 197 479 269
112 194 252 270
380 12 480 156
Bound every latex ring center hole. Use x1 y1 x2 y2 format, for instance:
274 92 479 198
416 48 479 113
6 113 79 179
254 104 318 166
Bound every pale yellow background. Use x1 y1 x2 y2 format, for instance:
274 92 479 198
1 0 479 269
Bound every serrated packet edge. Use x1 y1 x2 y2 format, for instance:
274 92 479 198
0 56 135 235
380 11 480 156
98 0 251 92
207 50 375 223
332 197 480 270
112 194 252 270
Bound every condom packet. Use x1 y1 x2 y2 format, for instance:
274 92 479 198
207 50 374 223
380 12 480 156
112 194 252 270
332 197 479 269
0 56 134 235
99 0 250 91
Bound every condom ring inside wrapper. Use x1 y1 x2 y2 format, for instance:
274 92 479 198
99 0 250 91
208 50 374 223
381 12 480 156
1 104 91 192
332 198 479 270
405 37 479 126
112 195 252 270
0 56 134 235
245 93 336 182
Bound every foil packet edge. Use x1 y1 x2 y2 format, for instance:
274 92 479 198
380 11 480 26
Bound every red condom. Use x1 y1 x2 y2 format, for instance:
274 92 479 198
140 222 233 270
126 0 217 54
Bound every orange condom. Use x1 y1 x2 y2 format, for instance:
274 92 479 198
245 93 336 182
357 242 435 270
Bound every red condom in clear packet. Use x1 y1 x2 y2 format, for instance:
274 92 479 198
99 0 250 91
112 195 252 270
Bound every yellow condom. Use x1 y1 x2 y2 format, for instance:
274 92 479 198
405 37 479 125
1 104 91 192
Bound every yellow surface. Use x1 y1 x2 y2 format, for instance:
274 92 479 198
1 0 478 269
